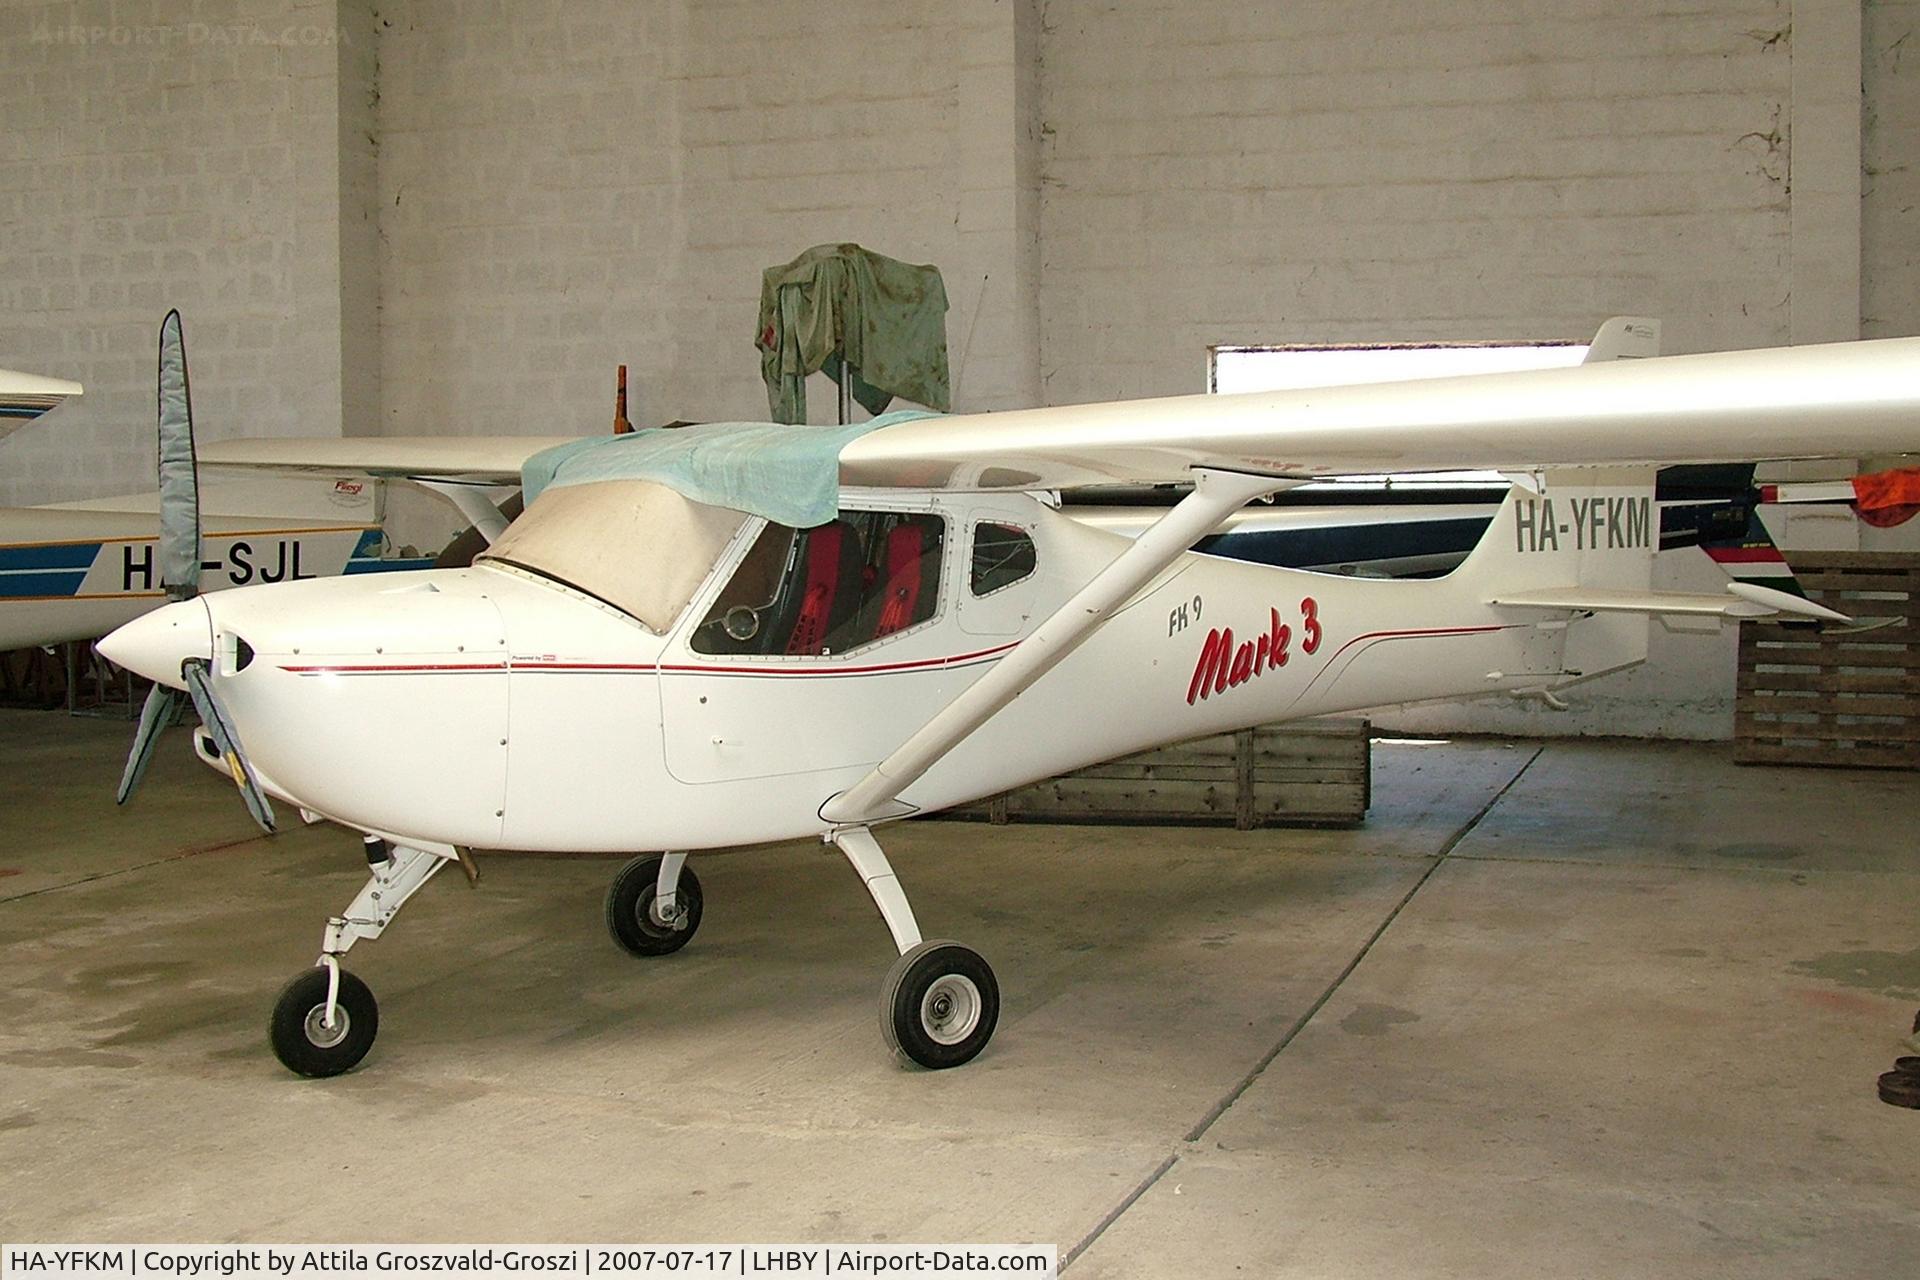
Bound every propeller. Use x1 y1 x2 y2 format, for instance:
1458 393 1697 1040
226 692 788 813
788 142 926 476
111 310 276 832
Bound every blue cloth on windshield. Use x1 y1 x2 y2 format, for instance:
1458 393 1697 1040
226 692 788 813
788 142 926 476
521 409 940 529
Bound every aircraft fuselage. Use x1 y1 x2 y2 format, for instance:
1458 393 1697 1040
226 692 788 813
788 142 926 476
114 484 1651 853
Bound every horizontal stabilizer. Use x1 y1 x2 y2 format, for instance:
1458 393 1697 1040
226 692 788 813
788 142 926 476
1488 584 1851 625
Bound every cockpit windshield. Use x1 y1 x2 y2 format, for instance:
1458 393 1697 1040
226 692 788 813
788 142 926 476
479 479 748 634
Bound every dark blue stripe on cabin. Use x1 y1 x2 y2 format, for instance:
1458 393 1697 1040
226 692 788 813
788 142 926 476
0 571 87 597
0 542 103 570
1196 517 1490 570
344 556 436 575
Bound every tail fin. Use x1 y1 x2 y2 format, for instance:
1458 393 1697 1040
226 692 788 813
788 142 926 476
1458 467 1660 684
1581 317 1661 364
1462 468 1849 653
1698 502 1813 603
1460 467 1659 594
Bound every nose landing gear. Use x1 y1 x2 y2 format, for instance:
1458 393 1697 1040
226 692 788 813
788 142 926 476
268 836 457 1078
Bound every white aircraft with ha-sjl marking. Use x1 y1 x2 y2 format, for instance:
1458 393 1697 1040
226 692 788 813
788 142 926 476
0 327 434 653
99 321 1912 1077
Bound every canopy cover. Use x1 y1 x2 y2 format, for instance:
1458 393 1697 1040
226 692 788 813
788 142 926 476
480 480 749 634
522 409 938 528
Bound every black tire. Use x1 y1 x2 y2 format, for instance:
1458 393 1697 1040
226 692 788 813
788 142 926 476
269 967 378 1078
880 940 999 1070
1878 1069 1920 1109
605 855 702 956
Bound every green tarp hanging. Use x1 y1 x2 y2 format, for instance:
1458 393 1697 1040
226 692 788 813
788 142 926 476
756 243 951 425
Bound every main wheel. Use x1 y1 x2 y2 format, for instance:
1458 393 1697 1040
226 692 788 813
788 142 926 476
605 855 703 956
270 967 378 1078
880 940 999 1069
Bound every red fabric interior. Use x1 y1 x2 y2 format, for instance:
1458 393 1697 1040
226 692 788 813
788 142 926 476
786 524 849 655
874 523 928 639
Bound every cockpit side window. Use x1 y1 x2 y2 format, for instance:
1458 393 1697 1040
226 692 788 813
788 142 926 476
692 511 946 657
970 522 1037 596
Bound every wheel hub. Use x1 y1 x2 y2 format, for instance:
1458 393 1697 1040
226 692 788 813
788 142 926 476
645 898 686 931
303 1003 351 1049
920 975 982 1046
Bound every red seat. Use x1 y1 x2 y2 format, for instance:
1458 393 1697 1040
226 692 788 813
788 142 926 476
873 522 932 640
785 522 862 655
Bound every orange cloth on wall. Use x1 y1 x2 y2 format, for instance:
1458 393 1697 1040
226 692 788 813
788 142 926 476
1852 467 1920 527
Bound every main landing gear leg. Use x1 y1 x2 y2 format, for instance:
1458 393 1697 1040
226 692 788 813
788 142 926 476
832 826 999 1070
268 836 456 1078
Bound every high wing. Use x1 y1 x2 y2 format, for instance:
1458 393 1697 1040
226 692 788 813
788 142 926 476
838 336 1920 490
198 435 575 484
1 368 83 442
196 336 1920 500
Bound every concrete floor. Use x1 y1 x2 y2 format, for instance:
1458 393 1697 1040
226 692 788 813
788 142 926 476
1 708 1916 1274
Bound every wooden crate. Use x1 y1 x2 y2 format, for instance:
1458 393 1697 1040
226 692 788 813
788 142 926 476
946 717 1370 828
1735 552 1920 769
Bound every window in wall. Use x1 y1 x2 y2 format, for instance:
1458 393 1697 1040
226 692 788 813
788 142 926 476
970 523 1037 596
1208 340 1586 490
691 511 946 657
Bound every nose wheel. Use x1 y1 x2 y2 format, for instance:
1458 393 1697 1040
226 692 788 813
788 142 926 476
270 966 378 1077
266 837 459 1078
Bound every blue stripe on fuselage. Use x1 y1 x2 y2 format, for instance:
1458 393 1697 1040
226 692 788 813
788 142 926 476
0 541 103 570
344 555 437 575
0 570 87 597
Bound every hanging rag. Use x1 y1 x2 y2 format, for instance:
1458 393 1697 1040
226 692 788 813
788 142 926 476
756 243 951 424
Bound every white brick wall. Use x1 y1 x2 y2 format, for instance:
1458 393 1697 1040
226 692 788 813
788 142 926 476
1037 0 1799 407
0 0 363 505
1864 0 1920 340
375 0 1036 445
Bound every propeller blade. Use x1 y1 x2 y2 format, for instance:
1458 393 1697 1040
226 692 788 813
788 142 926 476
182 659 277 833
115 682 183 805
156 309 202 601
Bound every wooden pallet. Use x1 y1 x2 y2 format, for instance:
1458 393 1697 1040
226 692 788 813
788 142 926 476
1735 552 1920 769
945 717 1371 828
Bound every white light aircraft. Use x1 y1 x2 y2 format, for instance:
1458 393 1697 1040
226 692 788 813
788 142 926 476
100 329 1915 1077
1 367 83 441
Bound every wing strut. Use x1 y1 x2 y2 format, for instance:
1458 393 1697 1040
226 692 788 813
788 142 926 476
819 467 1293 826
414 479 515 544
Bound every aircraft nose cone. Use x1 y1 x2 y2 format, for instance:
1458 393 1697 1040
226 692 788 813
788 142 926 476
97 598 212 689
